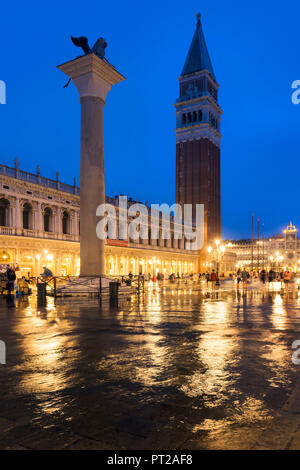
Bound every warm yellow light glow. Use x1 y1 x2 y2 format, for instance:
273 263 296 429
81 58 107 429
215 239 220 246
36 254 40 260
220 246 225 253
44 250 48 254
47 254 53 261
207 246 212 254
26 256 31 260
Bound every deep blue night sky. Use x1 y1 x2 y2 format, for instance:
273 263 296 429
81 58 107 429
0 0 300 239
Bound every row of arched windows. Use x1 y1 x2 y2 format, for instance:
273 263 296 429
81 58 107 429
41 207 71 234
182 110 203 125
0 198 73 234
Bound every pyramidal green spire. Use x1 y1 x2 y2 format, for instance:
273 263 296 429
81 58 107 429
181 13 215 79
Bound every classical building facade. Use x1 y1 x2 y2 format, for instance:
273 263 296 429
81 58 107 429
226 223 300 272
0 164 198 277
175 13 221 245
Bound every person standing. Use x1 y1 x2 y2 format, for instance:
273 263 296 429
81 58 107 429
210 269 217 291
283 270 292 295
279 271 284 288
268 269 275 289
6 265 16 295
260 269 267 285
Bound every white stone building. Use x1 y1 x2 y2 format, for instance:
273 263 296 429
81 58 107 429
225 223 300 272
0 163 200 277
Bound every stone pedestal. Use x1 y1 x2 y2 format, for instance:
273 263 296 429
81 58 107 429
58 54 125 275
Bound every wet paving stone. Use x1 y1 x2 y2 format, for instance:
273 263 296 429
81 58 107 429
1 283 300 449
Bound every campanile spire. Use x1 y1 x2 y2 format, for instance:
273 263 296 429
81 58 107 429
175 14 222 249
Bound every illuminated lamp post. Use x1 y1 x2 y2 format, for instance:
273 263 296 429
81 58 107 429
207 240 226 286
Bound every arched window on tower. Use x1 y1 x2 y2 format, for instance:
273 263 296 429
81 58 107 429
182 114 186 125
23 203 32 230
187 112 192 123
193 111 197 122
0 198 10 227
62 211 69 235
44 207 52 232
198 110 202 121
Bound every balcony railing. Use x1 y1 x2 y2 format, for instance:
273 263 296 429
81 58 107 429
0 226 15 235
0 164 80 195
0 226 79 242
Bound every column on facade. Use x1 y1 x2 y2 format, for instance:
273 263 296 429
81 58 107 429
55 253 61 276
159 230 164 248
15 248 21 270
179 237 185 249
35 254 41 277
73 210 79 239
172 237 178 249
53 207 60 236
15 197 22 235
36 202 42 235
7 198 15 231
166 237 171 249
31 202 37 233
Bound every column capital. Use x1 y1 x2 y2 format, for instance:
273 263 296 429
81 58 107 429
57 53 125 102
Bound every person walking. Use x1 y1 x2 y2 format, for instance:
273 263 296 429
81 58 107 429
241 268 249 290
236 269 241 289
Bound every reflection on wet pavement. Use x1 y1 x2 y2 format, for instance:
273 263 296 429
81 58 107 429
1 283 300 449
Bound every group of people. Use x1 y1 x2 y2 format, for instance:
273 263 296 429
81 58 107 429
139 272 194 283
0 264 30 296
234 268 295 292
0 264 54 298
199 267 298 294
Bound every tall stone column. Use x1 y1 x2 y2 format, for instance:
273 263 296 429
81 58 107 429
58 54 125 276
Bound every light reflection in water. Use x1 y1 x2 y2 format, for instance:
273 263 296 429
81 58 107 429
12 297 80 415
5 284 300 437
271 294 287 330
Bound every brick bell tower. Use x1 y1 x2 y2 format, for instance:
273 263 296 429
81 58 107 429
175 13 222 254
